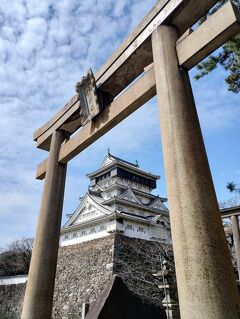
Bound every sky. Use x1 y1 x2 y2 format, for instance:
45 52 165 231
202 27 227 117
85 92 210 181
0 0 239 248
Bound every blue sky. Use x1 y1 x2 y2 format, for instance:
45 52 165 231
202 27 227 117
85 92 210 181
0 0 239 248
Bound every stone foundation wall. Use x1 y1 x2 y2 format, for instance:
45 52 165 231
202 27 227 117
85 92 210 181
0 234 170 318
0 283 25 318
113 234 173 303
53 235 115 318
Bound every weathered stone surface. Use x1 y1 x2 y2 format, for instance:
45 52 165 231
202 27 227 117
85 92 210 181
176 1 240 69
52 235 115 318
0 283 25 317
22 131 68 319
36 64 156 180
0 234 170 318
152 24 240 318
113 235 171 303
231 216 240 281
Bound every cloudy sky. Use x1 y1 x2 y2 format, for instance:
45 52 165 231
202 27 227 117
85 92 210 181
0 0 239 247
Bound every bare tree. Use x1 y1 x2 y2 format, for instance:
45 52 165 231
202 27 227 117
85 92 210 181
9 238 33 271
113 235 175 303
219 195 240 209
0 238 33 277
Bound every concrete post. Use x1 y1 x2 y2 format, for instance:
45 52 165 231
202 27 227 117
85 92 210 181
152 25 240 319
21 130 68 319
232 215 240 281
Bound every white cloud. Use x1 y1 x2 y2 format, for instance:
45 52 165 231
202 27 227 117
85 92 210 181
17 17 47 59
190 69 240 132
0 0 238 248
0 0 156 247
26 0 50 18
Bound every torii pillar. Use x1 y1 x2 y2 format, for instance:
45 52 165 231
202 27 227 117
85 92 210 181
152 25 240 319
21 130 68 319
232 215 240 281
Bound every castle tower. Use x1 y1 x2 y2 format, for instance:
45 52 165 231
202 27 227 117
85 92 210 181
60 152 171 246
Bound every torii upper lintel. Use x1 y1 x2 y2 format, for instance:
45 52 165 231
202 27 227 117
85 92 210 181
33 0 220 151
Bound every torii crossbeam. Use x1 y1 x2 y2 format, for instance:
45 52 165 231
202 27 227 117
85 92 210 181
21 1 240 318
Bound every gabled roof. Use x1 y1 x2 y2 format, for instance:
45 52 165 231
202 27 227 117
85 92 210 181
116 187 143 205
91 180 125 193
148 214 170 228
148 196 168 211
100 152 138 169
103 197 168 216
87 153 160 180
63 193 114 228
100 154 115 168
101 186 168 213
109 152 139 167
93 182 167 203
133 188 167 202
100 151 139 168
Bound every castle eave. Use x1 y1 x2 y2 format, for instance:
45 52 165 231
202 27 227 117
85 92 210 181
61 212 116 233
103 197 168 215
116 211 150 223
87 161 160 180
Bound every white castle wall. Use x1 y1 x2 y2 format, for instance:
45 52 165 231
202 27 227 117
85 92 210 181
60 218 170 247
60 219 116 247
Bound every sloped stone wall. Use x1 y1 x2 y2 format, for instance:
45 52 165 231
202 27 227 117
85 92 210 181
53 235 115 319
113 234 172 303
0 283 25 318
0 234 170 318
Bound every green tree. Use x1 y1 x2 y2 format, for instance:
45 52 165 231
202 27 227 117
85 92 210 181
226 181 240 194
218 181 240 209
195 0 240 93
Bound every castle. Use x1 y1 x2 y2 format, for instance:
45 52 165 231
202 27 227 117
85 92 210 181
60 151 171 247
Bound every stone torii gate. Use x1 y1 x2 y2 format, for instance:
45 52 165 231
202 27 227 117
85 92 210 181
21 1 240 318
221 206 240 281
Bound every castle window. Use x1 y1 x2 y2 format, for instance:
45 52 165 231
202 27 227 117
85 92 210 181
116 168 156 189
64 235 69 240
96 172 111 183
72 233 77 238
100 225 106 231
90 228 96 234
126 224 133 230
138 227 144 232
81 231 86 236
